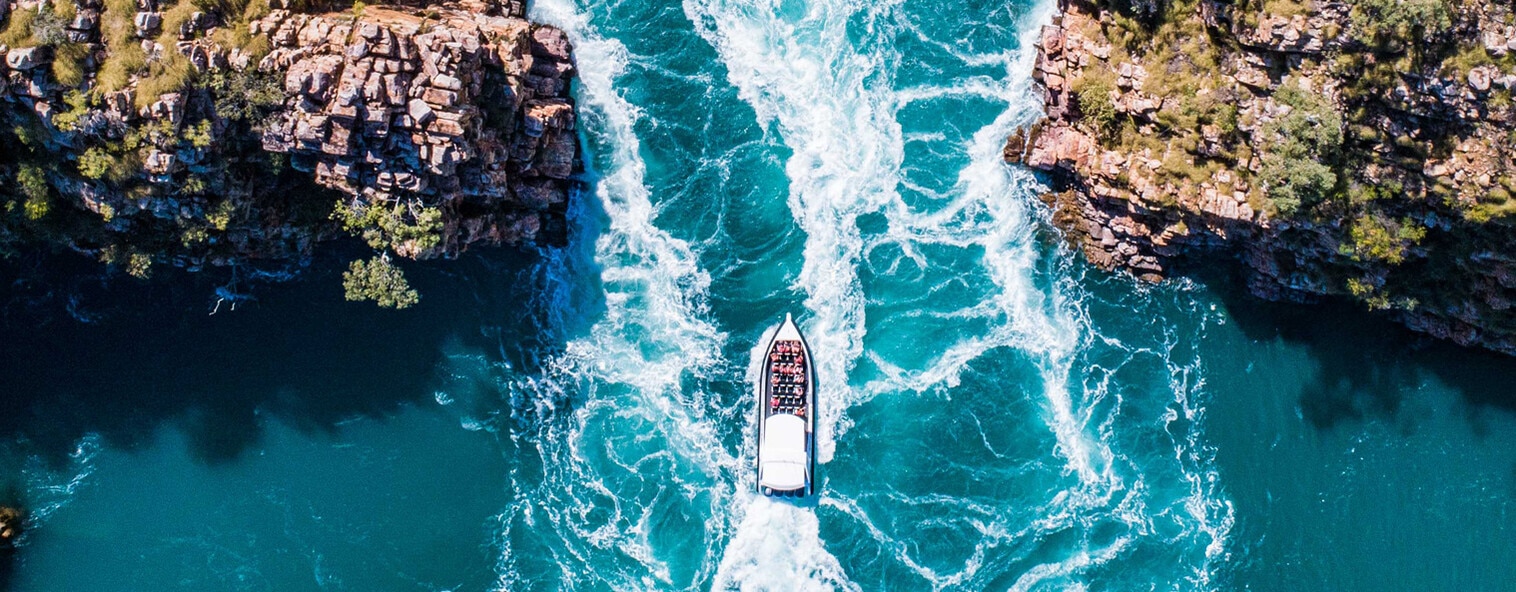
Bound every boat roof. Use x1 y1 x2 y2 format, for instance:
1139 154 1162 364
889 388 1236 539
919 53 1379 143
759 414 807 490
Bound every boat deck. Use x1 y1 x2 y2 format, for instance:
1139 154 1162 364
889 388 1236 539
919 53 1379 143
766 340 808 418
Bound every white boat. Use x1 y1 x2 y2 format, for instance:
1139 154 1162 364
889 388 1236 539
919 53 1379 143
756 313 816 497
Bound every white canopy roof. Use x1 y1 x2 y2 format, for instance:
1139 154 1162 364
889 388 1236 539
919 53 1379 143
759 414 808 491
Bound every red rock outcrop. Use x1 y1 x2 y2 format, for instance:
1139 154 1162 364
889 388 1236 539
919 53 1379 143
0 0 577 270
254 5 576 256
1016 0 1516 354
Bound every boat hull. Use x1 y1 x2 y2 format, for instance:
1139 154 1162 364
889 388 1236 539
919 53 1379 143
755 313 817 497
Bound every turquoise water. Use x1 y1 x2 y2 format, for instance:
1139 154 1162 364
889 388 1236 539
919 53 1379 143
3 0 1516 589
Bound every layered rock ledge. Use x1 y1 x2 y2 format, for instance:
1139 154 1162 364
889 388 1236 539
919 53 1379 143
0 0 576 282
1015 0 1516 353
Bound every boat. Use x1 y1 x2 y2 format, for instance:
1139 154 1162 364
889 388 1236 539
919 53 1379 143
756 313 817 498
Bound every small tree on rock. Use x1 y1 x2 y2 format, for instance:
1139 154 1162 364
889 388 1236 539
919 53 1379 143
343 254 420 309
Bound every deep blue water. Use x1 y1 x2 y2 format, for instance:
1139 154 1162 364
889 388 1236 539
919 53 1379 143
1 0 1515 589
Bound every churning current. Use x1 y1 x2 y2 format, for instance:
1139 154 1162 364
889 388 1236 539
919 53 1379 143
3 0 1516 590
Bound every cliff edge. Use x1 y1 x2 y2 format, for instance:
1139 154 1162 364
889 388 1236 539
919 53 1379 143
1017 0 1516 353
0 0 576 304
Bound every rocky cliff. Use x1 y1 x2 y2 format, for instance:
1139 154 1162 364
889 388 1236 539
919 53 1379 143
1016 0 1516 353
0 0 576 300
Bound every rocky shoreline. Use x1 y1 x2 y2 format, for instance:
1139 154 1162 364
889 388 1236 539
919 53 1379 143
0 0 577 303
1015 0 1516 354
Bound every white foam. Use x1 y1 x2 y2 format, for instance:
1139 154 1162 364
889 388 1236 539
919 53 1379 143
503 0 750 588
686 0 911 588
524 0 1235 587
686 0 905 463
683 0 1234 585
21 433 102 530
712 495 860 592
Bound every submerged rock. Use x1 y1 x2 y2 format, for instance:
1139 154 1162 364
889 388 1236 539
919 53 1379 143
0 506 21 549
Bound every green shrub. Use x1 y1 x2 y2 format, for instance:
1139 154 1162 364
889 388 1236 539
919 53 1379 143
1465 199 1516 223
0 7 38 47
28 3 70 46
1349 0 1453 50
343 255 420 309
206 199 236 230
1440 45 1497 79
1270 84 1344 149
17 164 48 202
99 0 148 93
180 225 208 246
134 55 196 110
77 146 113 179
1258 83 1344 215
1209 101 1239 138
1490 90 1513 110
51 41 90 88
184 119 214 148
1345 214 1425 264
334 199 444 254
1346 180 1403 206
22 195 49 220
1346 276 1375 298
181 174 208 194
1071 66 1118 135
1260 156 1334 215
53 90 92 131
16 164 50 220
126 251 152 278
77 141 142 183
208 69 284 125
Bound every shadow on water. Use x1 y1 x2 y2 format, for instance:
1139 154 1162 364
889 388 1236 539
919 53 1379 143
0 238 598 470
1191 261 1516 431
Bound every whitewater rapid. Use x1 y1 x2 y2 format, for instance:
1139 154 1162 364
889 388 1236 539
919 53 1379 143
518 0 1234 587
680 0 1140 586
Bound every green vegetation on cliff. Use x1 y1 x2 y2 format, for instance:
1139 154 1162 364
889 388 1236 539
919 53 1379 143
0 0 580 309
1038 0 1516 350
0 0 300 271
342 255 419 309
1257 83 1342 215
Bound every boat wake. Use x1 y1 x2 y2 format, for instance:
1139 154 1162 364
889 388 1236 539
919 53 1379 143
503 0 746 588
712 495 858 592
512 0 1233 587
687 0 1232 587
